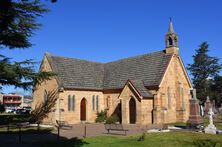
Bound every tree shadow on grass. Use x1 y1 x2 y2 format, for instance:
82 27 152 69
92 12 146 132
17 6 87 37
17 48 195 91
0 129 89 147
0 127 53 134
44 137 89 147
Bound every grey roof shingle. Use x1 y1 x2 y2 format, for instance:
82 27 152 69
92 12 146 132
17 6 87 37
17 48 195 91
47 56 104 90
129 80 153 97
46 50 172 91
103 51 172 89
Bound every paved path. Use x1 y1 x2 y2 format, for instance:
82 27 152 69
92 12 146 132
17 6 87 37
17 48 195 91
59 123 147 139
58 123 167 138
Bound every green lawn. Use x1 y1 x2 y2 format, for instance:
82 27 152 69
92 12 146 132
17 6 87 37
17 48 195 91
204 116 222 130
39 132 222 147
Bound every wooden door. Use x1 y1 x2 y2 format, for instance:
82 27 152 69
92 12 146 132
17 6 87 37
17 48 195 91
80 98 86 121
129 98 136 124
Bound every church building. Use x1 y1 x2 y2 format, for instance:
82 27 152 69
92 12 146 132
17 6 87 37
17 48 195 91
32 20 192 125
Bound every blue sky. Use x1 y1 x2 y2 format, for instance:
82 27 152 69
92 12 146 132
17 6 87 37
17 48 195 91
1 0 222 94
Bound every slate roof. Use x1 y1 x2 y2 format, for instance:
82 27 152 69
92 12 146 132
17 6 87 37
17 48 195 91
103 51 172 89
129 80 153 97
46 50 172 93
47 56 104 90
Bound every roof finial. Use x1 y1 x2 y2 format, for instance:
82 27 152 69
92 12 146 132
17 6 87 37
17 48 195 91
44 52 50 56
168 17 175 34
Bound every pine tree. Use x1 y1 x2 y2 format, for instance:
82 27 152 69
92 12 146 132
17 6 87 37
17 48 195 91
210 75 222 107
0 0 55 90
187 42 222 103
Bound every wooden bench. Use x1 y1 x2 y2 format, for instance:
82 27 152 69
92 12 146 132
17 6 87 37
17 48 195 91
105 124 128 135
56 120 72 130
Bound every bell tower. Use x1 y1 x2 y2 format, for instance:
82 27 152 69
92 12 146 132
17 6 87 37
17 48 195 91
165 18 179 54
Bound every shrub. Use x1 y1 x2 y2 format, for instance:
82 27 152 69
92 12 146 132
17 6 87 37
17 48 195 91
106 114 120 124
138 132 146 141
95 110 107 123
0 104 5 113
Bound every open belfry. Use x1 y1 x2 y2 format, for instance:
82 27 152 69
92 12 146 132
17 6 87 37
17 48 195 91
32 20 192 125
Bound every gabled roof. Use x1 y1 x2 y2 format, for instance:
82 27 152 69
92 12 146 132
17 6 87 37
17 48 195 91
128 80 153 98
45 50 173 90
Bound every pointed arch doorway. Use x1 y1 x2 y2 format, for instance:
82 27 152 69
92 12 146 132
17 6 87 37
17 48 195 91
80 98 86 121
129 97 136 124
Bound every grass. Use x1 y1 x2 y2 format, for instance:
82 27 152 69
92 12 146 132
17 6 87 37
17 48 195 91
37 132 222 147
204 116 222 130
83 132 222 147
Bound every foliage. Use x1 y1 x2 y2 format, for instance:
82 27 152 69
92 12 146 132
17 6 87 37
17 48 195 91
0 55 55 90
209 75 222 107
138 132 146 141
187 42 222 103
0 104 5 113
30 89 58 123
0 0 55 90
95 110 107 123
105 114 120 124
0 114 30 125
0 0 49 49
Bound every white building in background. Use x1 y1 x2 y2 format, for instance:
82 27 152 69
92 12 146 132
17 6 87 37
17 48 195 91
23 95 33 107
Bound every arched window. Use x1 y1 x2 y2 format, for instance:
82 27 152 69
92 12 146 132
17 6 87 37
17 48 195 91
107 96 109 108
92 95 95 111
167 87 171 109
96 95 99 111
68 95 71 111
168 37 173 46
181 87 185 109
72 95 75 111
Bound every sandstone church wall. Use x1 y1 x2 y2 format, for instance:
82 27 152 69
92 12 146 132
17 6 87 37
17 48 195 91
103 93 120 117
32 56 59 124
141 99 153 124
157 55 191 123
58 90 104 124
